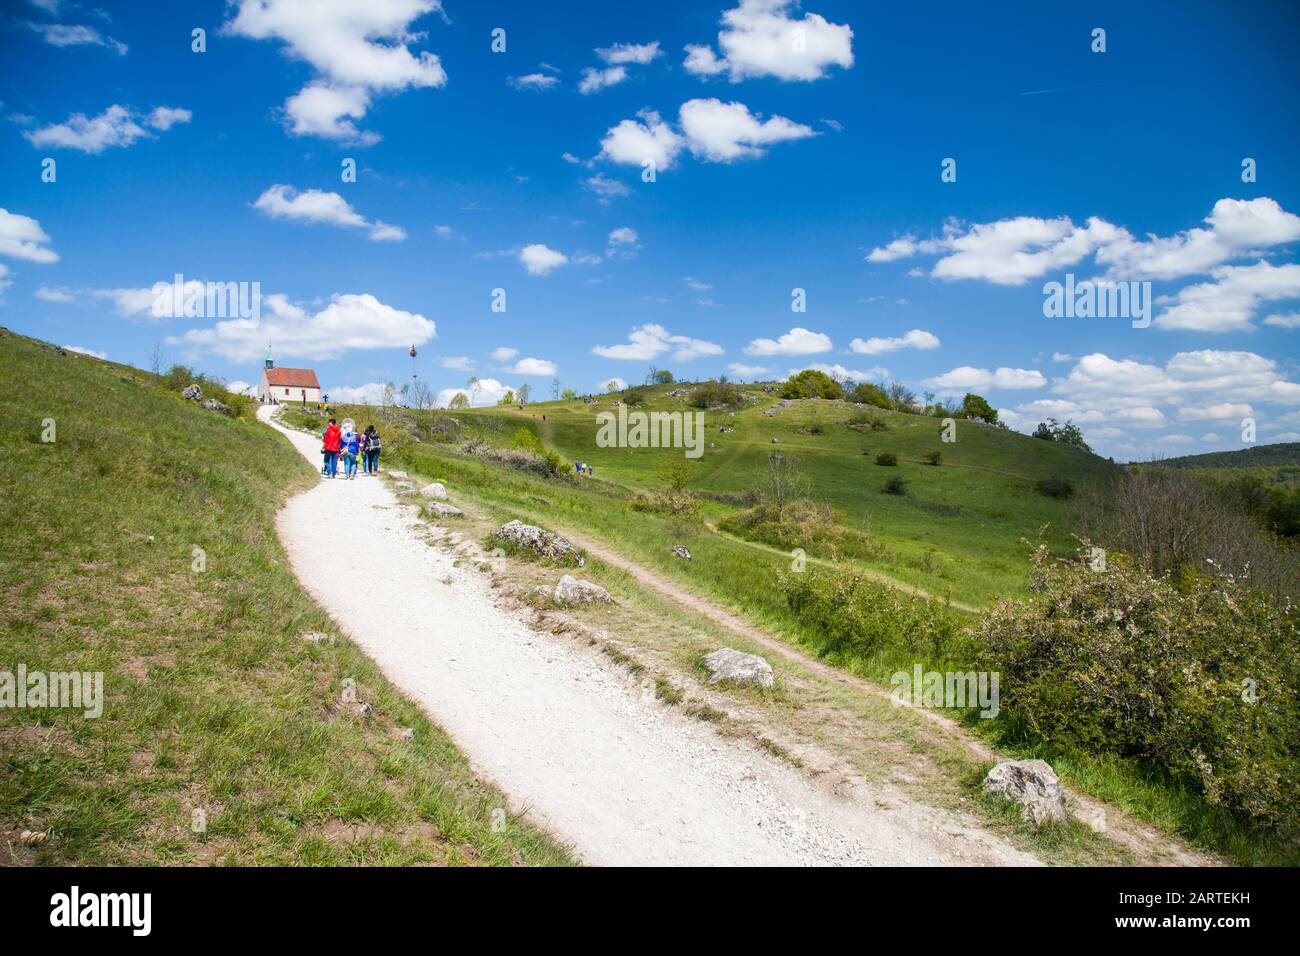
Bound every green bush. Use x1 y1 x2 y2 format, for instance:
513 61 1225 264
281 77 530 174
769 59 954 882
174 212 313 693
883 476 907 495
848 382 892 409
924 450 942 466
976 546 1299 835
719 499 891 564
689 379 743 408
1037 475 1074 498
783 568 962 660
875 451 898 466
780 369 843 400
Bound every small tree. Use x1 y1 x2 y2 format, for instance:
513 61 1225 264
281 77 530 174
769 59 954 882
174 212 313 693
887 381 917 411
652 369 674 385
149 342 166 377
498 389 516 405
448 391 469 410
848 381 892 409
762 450 810 510
518 383 531 405
658 456 694 492
962 392 998 424
561 388 578 401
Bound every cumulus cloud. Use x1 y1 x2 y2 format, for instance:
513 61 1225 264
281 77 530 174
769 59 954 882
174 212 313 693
592 323 723 362
606 226 639 257
578 66 627 94
923 366 1046 393
490 347 519 362
223 0 447 144
1154 261 1300 332
849 328 940 355
743 326 831 356
599 99 811 170
791 362 888 382
437 378 516 408
0 208 59 263
683 0 853 82
252 184 405 241
166 292 434 362
329 381 388 404
23 103 189 153
507 357 559 376
519 243 568 275
727 362 771 377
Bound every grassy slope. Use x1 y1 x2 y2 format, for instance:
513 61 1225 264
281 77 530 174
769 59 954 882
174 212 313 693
0 332 570 865
1148 442 1300 471
297 389 1291 865
459 383 1117 606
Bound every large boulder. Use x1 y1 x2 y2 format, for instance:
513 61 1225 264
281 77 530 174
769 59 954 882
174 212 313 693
703 648 774 689
424 502 463 518
419 482 448 500
200 398 229 414
181 384 202 401
494 520 585 567
387 470 409 480
671 545 691 561
982 759 1068 827
553 574 613 605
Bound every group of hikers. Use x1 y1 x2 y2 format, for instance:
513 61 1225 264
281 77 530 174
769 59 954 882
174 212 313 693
574 460 595 477
320 418 381 479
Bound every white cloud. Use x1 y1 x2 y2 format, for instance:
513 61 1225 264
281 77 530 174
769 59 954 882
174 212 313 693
683 0 853 82
743 326 831 356
64 344 106 359
23 103 189 153
146 106 191 130
252 184 405 241
35 286 74 302
508 73 559 91
490 347 519 362
330 382 388 404
684 277 712 291
849 328 939 355
1155 261 1300 332
1263 311 1300 328
1176 402 1254 422
439 355 474 370
437 377 516 408
0 208 58 263
584 173 631 201
923 366 1046 393
166 292 434 362
1097 198 1300 280
599 109 684 169
678 98 814 162
1051 352 1073 362
508 357 558 376
223 0 447 144
792 362 888 382
593 323 723 362
606 226 639 257
578 66 628 94
600 377 628 392
27 21 127 54
597 41 661 65
1201 432 1221 442
519 243 568 275
728 362 771 377
1052 350 1300 412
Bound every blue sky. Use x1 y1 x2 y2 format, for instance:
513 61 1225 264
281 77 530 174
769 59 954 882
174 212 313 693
2 0 1298 460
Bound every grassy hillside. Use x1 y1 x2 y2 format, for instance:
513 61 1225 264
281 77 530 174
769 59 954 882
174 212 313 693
0 331 570 865
452 383 1117 606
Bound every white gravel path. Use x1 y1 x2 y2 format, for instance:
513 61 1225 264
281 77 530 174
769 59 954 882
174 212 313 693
261 406 1038 866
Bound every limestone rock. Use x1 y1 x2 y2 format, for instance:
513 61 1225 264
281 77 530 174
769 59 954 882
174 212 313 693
982 759 1068 827
703 648 774 689
553 574 613 605
493 519 585 567
419 482 448 500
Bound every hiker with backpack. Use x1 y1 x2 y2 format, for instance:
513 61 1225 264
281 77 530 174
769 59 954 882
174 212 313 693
363 425 381 474
322 418 342 478
340 424 360 479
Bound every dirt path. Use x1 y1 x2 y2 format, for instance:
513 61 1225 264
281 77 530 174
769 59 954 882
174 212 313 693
259 406 1038 866
543 518 1216 866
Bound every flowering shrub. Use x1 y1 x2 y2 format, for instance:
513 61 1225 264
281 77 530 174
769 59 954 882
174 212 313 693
976 546 1299 833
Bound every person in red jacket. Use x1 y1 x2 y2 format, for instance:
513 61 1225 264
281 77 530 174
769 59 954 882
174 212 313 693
322 419 342 478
